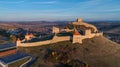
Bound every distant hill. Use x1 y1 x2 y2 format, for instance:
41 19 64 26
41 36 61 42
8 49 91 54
0 21 120 43
19 36 120 67
90 22 120 34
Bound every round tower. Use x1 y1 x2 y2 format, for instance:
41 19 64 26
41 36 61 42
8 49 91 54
16 38 21 46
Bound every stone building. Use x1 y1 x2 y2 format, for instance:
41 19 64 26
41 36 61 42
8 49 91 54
25 32 34 41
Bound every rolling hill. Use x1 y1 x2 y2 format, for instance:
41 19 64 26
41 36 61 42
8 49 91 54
19 36 120 67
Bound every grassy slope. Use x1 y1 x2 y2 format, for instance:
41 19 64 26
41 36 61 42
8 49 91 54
74 36 120 67
19 41 72 67
19 36 120 67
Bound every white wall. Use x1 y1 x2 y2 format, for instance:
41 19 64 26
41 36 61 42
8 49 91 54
17 32 103 47
73 32 103 44
51 36 70 43
17 36 70 47
17 40 51 47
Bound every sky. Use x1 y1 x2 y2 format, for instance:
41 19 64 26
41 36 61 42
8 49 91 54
0 0 120 21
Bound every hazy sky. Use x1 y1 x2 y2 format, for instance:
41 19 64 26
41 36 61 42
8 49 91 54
0 0 120 21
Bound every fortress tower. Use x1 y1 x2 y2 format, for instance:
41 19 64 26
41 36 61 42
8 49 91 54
16 38 21 46
25 32 34 41
77 18 82 22
25 32 30 41
85 29 91 36
73 29 82 43
52 26 60 34
29 33 34 38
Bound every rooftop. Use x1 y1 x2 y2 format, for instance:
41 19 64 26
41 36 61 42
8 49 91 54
0 51 30 64
74 29 81 35
0 43 16 51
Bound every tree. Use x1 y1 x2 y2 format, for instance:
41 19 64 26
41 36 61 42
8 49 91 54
10 35 17 42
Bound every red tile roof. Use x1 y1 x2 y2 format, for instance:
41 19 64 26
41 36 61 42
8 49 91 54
74 29 81 35
0 49 17 57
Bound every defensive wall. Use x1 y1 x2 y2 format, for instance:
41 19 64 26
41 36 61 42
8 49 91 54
17 36 70 47
73 18 98 32
73 32 103 43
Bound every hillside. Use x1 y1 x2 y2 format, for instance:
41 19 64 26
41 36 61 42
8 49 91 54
19 36 120 67
75 36 120 67
90 22 120 43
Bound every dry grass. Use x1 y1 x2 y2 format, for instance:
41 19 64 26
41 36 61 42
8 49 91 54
19 36 120 67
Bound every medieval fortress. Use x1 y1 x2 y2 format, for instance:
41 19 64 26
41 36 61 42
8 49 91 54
17 18 103 47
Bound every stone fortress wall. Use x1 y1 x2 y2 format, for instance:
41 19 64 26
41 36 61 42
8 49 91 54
17 40 51 47
17 36 70 47
73 18 98 32
17 18 103 47
51 36 70 43
73 29 103 43
72 18 103 43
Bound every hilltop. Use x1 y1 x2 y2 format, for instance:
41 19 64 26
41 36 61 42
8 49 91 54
19 36 120 67
75 36 120 67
